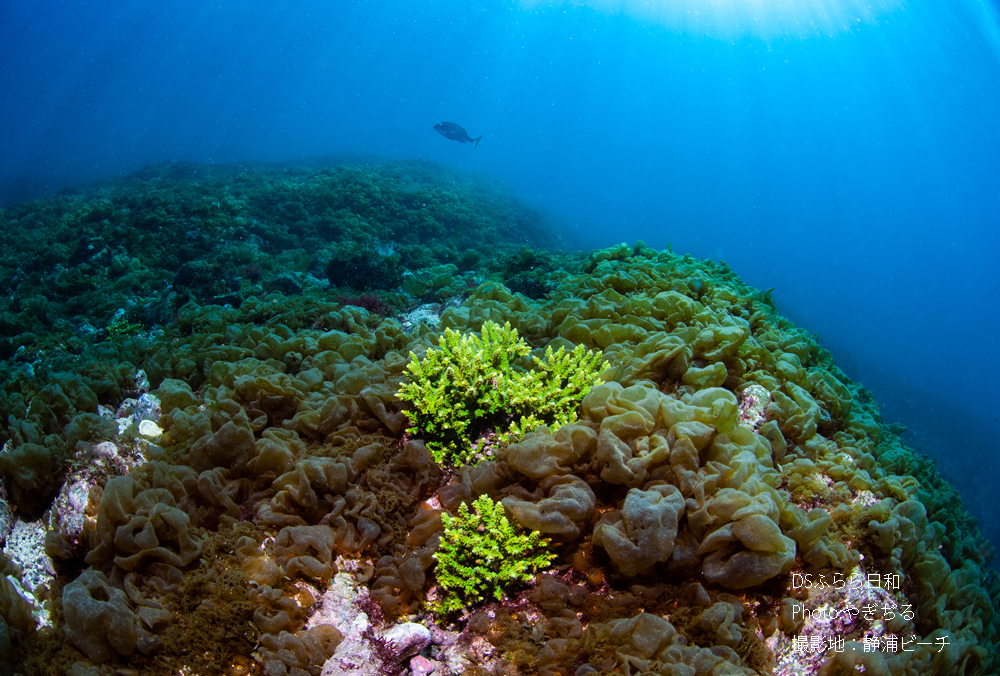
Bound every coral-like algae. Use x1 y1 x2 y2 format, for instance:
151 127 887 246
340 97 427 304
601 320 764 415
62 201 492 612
431 494 557 615
397 320 606 465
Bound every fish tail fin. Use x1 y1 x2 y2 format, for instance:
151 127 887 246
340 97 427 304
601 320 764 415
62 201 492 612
473 135 483 149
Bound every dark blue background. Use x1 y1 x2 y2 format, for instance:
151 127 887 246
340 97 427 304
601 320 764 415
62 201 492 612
2 0 999 545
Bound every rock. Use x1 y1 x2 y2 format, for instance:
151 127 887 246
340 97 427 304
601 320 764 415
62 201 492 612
409 655 441 676
316 564 433 676
324 631 374 676
49 476 90 544
323 621 432 676
110 392 161 435
306 563 481 676
428 624 457 646
4 520 54 593
308 564 367 632
0 487 14 545
135 392 160 419
434 632 498 675
384 622 431 660
314 564 374 676
400 303 444 332
138 419 162 438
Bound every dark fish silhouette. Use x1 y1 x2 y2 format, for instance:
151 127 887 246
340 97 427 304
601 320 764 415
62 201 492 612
434 121 482 149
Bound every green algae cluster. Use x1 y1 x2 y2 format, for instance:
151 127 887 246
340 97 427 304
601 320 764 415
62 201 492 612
0 163 996 676
432 494 557 615
397 320 606 465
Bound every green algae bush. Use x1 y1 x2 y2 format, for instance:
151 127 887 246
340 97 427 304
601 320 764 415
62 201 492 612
0 160 997 676
431 494 557 616
397 320 606 465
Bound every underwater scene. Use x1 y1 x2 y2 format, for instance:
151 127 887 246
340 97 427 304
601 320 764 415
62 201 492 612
1 1 999 676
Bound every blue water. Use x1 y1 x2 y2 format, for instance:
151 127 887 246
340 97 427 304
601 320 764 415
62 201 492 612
2 0 999 541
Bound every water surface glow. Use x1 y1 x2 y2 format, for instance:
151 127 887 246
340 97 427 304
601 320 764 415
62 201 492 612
520 0 906 38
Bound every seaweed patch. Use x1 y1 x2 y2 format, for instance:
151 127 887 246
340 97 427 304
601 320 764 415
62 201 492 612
0 160 995 676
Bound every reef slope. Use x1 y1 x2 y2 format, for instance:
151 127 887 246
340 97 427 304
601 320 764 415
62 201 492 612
0 160 995 676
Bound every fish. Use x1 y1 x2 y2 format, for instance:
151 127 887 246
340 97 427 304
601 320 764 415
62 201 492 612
433 121 483 149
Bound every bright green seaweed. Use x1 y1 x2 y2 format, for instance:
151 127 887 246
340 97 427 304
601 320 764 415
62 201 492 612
396 320 606 466
431 494 557 615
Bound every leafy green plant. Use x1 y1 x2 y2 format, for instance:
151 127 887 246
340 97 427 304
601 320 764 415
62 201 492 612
396 320 606 466
106 310 142 339
431 494 557 615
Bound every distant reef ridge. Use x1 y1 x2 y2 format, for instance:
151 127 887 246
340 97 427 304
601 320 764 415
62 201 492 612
0 158 996 676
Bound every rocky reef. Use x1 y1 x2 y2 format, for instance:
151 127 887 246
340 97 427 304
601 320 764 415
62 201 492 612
0 159 996 676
